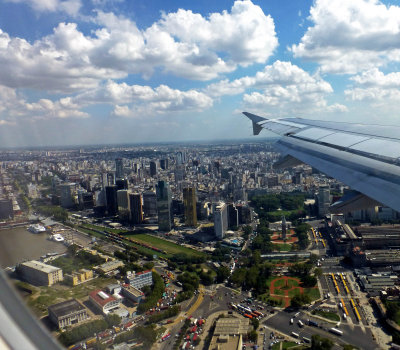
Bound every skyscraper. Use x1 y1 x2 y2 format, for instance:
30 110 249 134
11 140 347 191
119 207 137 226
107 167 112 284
149 161 157 177
115 158 123 179
60 183 75 208
143 191 157 217
105 185 118 216
160 159 168 170
183 187 197 226
156 181 173 231
116 178 128 190
317 185 331 217
117 190 130 220
214 202 228 239
227 203 239 228
130 193 143 224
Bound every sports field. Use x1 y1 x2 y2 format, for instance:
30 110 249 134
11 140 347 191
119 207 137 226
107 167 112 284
126 233 205 257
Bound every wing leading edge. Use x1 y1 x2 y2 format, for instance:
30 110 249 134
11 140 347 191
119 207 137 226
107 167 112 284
243 112 400 212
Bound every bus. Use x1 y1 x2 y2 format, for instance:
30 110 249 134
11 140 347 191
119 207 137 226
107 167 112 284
329 328 343 336
302 337 311 343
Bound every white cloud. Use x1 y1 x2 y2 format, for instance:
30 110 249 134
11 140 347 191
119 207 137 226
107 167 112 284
205 61 343 116
5 0 82 15
206 60 330 97
0 85 89 124
0 1 277 94
75 81 213 118
345 68 400 102
291 0 400 74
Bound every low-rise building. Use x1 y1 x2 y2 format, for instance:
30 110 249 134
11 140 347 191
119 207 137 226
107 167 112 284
121 284 144 303
17 260 63 286
97 260 124 274
64 269 93 286
209 317 250 350
48 299 88 329
89 289 120 314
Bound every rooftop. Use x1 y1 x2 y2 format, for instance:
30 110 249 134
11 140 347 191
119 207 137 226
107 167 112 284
48 299 85 318
21 260 61 274
214 317 249 336
89 289 117 307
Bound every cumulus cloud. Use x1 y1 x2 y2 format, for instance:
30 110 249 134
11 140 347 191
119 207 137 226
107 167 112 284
74 81 213 118
206 60 331 97
0 85 89 124
0 81 213 124
0 1 277 93
5 0 82 16
345 68 400 102
205 60 342 115
291 0 400 74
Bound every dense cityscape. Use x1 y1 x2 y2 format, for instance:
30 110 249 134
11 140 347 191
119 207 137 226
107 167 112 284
0 139 399 350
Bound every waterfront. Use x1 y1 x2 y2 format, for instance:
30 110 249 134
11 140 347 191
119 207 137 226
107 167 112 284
0 226 67 268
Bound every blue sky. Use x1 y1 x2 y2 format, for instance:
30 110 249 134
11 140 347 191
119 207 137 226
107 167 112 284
0 0 400 147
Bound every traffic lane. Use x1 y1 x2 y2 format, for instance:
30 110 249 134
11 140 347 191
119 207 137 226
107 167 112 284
264 309 377 350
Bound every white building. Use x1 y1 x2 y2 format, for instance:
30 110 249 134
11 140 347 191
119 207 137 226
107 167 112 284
214 202 228 239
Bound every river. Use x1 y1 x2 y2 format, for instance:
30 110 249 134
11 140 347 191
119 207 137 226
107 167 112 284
0 226 67 268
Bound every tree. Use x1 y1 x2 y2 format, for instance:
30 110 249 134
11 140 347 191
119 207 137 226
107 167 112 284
251 318 259 330
229 268 246 286
314 268 323 278
311 334 334 350
216 266 230 283
248 330 258 342
291 293 311 308
301 275 317 287
105 314 121 327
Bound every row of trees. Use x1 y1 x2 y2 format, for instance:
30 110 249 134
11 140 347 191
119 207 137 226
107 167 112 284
113 325 157 348
137 272 164 313
147 305 180 324
58 315 120 346
37 205 69 222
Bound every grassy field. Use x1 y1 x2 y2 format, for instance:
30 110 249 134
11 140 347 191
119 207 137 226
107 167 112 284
23 277 117 316
288 287 320 301
313 310 340 322
274 243 292 251
127 234 205 257
273 278 299 289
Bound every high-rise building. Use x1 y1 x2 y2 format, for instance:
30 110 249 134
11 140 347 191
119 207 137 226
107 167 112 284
116 178 128 190
174 165 185 183
130 193 143 224
317 185 331 217
107 172 115 186
0 199 13 220
60 183 75 208
143 191 157 217
149 161 157 177
115 158 123 179
117 190 130 220
227 203 239 229
214 202 228 239
183 187 197 226
156 181 173 231
105 185 118 216
160 159 168 170
176 151 186 165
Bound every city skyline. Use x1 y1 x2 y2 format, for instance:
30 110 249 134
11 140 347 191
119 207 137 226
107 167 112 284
1 0 400 147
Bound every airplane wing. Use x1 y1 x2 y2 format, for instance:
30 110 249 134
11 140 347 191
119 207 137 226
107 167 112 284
243 112 400 212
